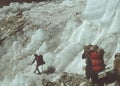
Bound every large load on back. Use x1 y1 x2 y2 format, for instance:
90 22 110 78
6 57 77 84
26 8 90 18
83 44 105 73
37 55 45 65
90 45 105 72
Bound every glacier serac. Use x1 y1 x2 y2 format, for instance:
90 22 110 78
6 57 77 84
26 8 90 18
0 0 120 86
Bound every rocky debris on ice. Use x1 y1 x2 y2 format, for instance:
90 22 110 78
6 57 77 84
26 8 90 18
0 10 25 44
42 72 91 86
42 67 118 86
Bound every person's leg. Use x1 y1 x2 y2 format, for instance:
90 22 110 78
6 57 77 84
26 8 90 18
98 78 104 86
34 65 37 73
91 73 99 86
116 75 120 86
86 65 91 79
36 65 41 74
85 71 90 79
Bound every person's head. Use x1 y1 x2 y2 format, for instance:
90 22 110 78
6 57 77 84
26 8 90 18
34 54 38 57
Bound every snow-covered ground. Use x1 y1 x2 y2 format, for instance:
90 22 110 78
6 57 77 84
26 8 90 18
0 0 120 86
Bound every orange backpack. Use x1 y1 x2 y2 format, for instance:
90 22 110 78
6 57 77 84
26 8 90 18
36 55 45 65
90 51 105 72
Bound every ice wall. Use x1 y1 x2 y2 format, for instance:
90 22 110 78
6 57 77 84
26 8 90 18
54 0 120 73
83 0 120 64
0 0 120 86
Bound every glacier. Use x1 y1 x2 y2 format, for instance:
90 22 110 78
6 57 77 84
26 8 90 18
0 0 120 86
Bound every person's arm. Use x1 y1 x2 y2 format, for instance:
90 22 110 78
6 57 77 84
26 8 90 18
82 53 86 59
32 57 36 64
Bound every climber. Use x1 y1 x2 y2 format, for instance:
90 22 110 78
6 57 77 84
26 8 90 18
82 45 105 86
114 53 120 86
32 54 45 74
82 45 93 79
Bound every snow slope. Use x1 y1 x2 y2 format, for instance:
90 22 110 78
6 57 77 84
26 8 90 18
0 0 120 86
